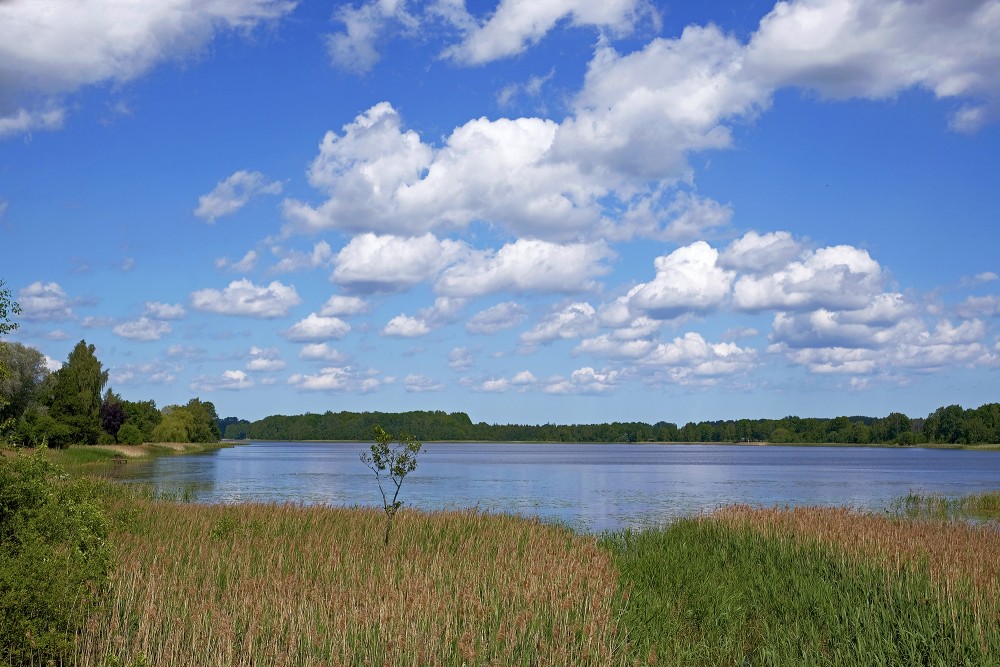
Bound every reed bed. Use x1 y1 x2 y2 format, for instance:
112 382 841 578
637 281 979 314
893 490 1000 522
76 496 623 666
605 506 1000 666
711 504 1000 601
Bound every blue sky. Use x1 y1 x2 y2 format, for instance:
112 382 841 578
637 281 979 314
2 0 998 425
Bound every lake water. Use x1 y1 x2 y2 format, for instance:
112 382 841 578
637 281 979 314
111 441 1000 533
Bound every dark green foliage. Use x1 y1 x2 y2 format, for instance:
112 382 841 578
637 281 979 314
100 390 128 443
0 453 110 665
49 340 108 446
121 399 161 443
0 342 49 426
361 425 422 545
117 421 144 445
218 416 249 439
604 520 998 666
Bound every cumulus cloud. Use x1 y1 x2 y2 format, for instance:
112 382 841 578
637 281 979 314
17 282 73 321
269 241 333 275
479 370 537 392
331 232 468 293
639 332 758 385
246 346 285 372
110 361 178 385
195 170 282 222
382 297 466 338
719 230 805 273
191 279 301 318
520 302 598 345
544 366 620 394
112 317 172 341
382 315 430 338
437 239 613 297
288 366 357 391
444 0 656 65
958 295 1000 319
298 342 349 363
143 302 186 319
403 374 445 393
282 313 350 342
319 294 369 316
190 369 255 392
466 301 527 335
629 242 734 319
744 0 1000 132
448 346 474 371
0 0 296 136
733 245 883 312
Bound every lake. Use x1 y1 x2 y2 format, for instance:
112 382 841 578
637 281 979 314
111 441 1000 532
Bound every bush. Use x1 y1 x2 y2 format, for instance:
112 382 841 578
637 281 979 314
118 421 144 446
0 453 110 664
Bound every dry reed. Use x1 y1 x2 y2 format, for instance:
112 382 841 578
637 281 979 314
76 498 623 666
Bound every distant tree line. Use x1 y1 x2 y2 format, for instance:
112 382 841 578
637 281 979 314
224 404 1000 445
0 339 221 448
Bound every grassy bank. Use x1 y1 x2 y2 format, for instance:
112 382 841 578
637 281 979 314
50 483 996 666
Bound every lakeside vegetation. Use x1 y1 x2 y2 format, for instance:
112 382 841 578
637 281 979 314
224 402 1000 446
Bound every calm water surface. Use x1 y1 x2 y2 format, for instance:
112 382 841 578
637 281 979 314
112 442 1000 532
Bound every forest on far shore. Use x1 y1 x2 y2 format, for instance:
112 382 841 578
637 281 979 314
222 402 1000 446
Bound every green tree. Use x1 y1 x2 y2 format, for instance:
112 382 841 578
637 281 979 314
48 340 108 446
0 341 50 426
122 399 162 442
99 389 128 443
361 425 423 546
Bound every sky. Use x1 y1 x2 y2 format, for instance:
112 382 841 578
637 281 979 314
1 0 999 426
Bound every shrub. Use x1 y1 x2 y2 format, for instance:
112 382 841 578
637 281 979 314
0 452 110 664
118 422 144 446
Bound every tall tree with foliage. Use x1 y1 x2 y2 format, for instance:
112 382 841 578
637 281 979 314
0 279 19 338
48 340 108 446
99 389 128 443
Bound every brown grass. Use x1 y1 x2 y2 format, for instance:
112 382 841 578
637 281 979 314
709 505 1000 605
77 498 623 666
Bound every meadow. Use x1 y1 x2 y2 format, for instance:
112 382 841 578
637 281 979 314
8 448 1000 666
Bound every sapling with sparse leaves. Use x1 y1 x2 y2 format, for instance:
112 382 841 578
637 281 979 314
361 424 422 546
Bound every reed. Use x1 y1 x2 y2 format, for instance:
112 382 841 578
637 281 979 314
893 490 1000 522
76 493 623 666
606 505 1000 666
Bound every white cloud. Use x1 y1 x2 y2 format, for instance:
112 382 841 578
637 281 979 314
618 191 733 242
0 108 65 138
638 332 758 385
629 242 735 319
269 241 333 275
444 0 655 65
719 230 805 273
287 366 357 391
319 294 369 317
43 355 63 372
544 366 620 395
190 369 255 392
110 361 178 386
733 245 883 312
282 313 350 342
191 279 301 318
520 302 598 345
112 317 172 341
574 334 657 360
403 374 445 393
17 282 72 321
298 342 349 363
215 250 258 273
331 232 468 293
247 346 285 372
143 301 186 320
769 293 916 349
466 301 526 335
382 314 430 338
437 239 613 297
0 1 296 135
958 295 1000 319
195 170 282 222
745 0 1000 131
448 346 474 371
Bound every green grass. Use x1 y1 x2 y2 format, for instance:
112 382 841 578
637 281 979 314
603 518 999 666
893 490 1000 521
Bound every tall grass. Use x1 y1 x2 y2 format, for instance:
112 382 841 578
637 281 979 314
605 506 1000 666
77 493 623 666
893 490 1000 522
